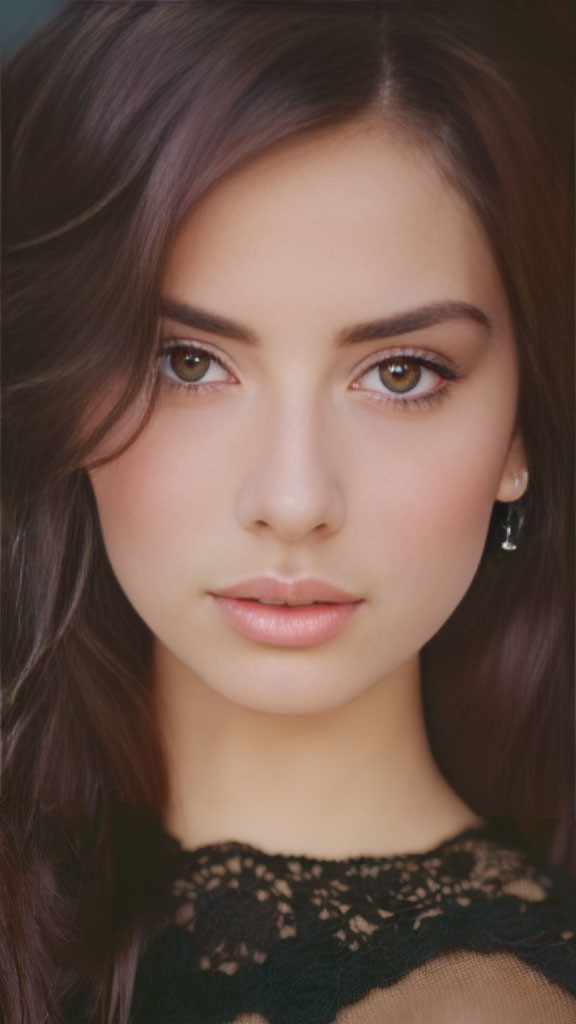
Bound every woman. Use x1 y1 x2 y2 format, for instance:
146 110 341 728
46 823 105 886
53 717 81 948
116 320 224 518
2 1 575 1021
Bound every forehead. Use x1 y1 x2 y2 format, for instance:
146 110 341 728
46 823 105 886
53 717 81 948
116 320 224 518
162 121 505 329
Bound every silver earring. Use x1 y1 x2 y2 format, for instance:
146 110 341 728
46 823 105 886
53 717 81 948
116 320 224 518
501 502 524 551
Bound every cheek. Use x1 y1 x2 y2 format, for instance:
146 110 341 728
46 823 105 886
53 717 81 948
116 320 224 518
394 445 500 546
88 432 203 591
401 468 492 580
352 403 514 626
87 401 241 627
357 462 492 608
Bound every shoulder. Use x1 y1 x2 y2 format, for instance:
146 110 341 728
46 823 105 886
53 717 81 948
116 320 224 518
348 948 576 1024
369 822 576 1009
353 837 576 1023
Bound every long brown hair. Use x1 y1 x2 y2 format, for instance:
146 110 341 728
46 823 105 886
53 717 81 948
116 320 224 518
2 2 573 1021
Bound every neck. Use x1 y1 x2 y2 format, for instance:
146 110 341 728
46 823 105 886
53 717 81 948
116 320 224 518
155 645 484 859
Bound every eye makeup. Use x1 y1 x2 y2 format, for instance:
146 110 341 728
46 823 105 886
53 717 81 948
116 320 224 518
155 339 466 412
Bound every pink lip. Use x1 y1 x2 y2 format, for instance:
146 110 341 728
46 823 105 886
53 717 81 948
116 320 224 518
209 595 363 647
210 574 362 605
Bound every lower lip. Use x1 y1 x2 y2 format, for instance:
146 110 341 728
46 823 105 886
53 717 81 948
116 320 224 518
209 596 363 647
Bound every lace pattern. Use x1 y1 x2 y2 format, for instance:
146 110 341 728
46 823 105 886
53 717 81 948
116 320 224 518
119 821 576 1023
159 823 575 978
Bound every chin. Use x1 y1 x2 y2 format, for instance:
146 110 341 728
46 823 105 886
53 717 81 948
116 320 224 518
197 665 369 717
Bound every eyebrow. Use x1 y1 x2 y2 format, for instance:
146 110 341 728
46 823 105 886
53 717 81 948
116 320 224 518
160 297 492 346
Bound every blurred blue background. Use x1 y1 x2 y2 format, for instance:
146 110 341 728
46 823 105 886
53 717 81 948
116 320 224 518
1 0 65 58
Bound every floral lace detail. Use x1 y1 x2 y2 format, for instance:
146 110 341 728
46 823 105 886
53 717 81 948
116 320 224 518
159 822 573 977
121 822 576 1023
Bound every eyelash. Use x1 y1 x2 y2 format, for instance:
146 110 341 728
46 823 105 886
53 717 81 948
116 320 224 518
156 340 465 411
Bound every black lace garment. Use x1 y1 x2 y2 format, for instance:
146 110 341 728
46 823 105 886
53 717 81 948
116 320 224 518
125 818 576 1023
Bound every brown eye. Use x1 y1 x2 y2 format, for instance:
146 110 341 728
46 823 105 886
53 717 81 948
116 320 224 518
168 347 212 383
158 343 232 388
378 358 422 394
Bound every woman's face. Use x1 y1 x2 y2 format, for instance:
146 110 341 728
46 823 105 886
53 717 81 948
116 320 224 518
88 121 526 714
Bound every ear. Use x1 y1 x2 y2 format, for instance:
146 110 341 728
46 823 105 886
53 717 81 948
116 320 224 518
495 430 529 503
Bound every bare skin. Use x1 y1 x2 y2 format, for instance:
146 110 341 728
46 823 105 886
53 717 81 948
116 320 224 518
154 645 485 857
88 121 527 858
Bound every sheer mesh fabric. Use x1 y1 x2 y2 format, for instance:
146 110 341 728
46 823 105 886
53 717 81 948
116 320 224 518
222 954 576 1023
129 821 576 1023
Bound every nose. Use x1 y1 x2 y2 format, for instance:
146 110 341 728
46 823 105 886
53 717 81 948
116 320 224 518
236 393 345 543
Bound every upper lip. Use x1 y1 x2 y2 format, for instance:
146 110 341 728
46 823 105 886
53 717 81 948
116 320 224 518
210 575 363 605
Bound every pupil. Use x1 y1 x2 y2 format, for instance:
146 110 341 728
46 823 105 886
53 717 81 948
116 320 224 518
380 359 421 393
